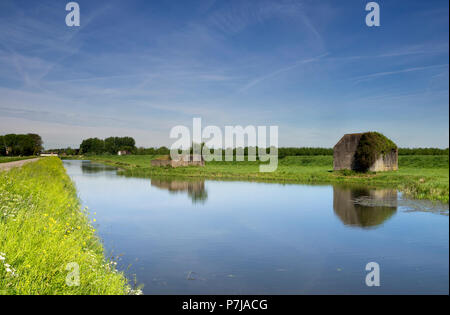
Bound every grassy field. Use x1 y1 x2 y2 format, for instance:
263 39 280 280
0 156 36 164
77 154 450 203
0 158 136 295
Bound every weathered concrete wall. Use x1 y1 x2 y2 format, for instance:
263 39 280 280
151 160 171 167
369 150 398 172
151 155 205 168
333 133 363 170
333 133 398 172
171 160 205 167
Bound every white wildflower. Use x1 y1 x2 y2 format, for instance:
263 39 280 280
127 288 143 295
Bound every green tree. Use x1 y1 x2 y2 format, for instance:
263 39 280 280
104 137 118 154
15 134 35 155
116 137 136 152
0 136 5 156
4 134 18 155
28 133 43 155
80 138 105 155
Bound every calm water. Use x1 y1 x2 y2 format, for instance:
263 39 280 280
63 160 449 294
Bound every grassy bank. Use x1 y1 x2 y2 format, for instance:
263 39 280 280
77 154 449 203
0 156 36 164
0 158 133 295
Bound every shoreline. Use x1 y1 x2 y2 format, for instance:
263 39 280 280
0 158 132 295
64 155 449 203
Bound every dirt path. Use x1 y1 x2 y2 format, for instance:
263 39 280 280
0 158 41 172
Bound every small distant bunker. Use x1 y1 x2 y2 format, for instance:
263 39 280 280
151 154 205 168
333 132 398 172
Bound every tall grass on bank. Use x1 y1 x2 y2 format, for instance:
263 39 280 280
0 158 133 295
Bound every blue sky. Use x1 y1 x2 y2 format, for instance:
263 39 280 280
0 0 448 149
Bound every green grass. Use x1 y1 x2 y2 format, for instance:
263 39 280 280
0 156 36 164
79 154 449 203
0 158 136 295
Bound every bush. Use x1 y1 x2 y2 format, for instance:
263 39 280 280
354 132 398 172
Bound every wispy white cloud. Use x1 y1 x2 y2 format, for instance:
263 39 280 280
328 42 449 62
0 2 112 88
239 53 329 92
207 0 301 35
352 64 449 83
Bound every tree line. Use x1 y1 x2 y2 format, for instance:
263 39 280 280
79 137 137 155
65 136 450 157
0 134 43 156
3 133 446 157
135 146 449 157
276 147 449 156
398 148 449 155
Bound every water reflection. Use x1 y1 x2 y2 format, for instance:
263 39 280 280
151 178 208 204
81 161 117 174
62 160 449 294
333 186 398 228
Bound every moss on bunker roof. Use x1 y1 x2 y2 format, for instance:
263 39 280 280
354 132 397 171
